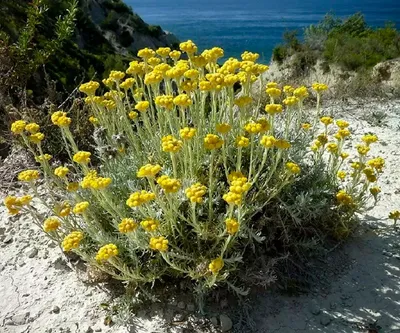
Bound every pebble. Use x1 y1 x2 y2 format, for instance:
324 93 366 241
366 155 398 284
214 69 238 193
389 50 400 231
309 303 321 315
3 234 13 244
11 312 30 325
210 317 218 326
187 303 195 312
27 248 38 258
173 313 186 322
0 264 4 272
177 301 186 309
52 306 61 314
219 314 233 332
94 328 102 332
320 313 332 326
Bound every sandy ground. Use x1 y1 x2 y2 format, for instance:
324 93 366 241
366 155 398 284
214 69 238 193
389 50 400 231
1 98 400 333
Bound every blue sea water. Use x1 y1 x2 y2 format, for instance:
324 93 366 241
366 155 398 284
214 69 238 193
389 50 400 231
126 0 400 62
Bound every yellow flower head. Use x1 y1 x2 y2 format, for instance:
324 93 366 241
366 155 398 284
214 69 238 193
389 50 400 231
25 122 40 134
135 101 150 112
79 81 100 95
367 157 385 172
126 191 156 207
11 120 27 134
120 78 135 90
157 175 181 193
169 50 182 60
389 210 400 222
73 201 89 214
180 127 197 140
286 162 301 174
260 135 276 148
204 134 224 150
301 123 312 131
265 104 283 115
141 218 160 232
293 86 309 99
320 116 333 126
234 96 252 107
317 133 328 145
356 144 370 156
266 82 278 89
173 94 192 107
149 236 168 252
312 82 328 93
266 87 282 98
228 171 246 182
144 71 163 85
156 47 171 58
62 231 83 251
216 123 232 135
184 69 200 80
185 183 207 203
361 134 378 146
335 128 351 140
283 85 294 95
126 61 145 75
283 96 299 106
128 111 138 120
73 151 91 164
326 142 339 154
89 116 99 125
55 201 71 217
96 244 118 261
337 170 347 180
225 218 239 235
137 164 162 178
209 257 224 274
155 95 174 110
274 139 291 149
35 154 52 162
138 48 156 59
29 132 45 144
236 136 250 148
162 135 183 153
241 51 259 62
336 190 353 206
203 47 224 63
180 40 198 55
340 152 350 160
244 121 263 135
370 186 381 197
18 169 39 182
118 218 138 233
336 119 349 129
54 166 69 178
51 111 71 127
4 195 32 215
43 217 61 232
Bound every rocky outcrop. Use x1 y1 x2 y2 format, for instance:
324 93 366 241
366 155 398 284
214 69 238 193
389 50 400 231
82 0 179 56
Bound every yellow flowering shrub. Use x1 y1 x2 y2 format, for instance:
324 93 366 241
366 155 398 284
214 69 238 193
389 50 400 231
6 41 387 303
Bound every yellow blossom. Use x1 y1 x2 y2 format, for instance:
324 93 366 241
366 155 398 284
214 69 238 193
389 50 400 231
54 166 69 178
356 144 370 156
236 136 250 148
28 132 44 144
336 190 353 206
283 96 299 106
169 50 182 60
367 157 385 172
173 94 192 107
340 152 350 160
55 202 71 217
141 218 160 232
260 135 276 148
73 151 91 164
51 111 71 127
301 123 312 130
135 101 150 112
25 123 40 134
370 186 381 197
79 81 100 95
149 236 168 252
11 120 27 134
180 127 197 140
283 85 294 95
66 182 79 192
156 47 171 57
326 142 339 154
293 86 309 99
120 78 135 90
180 40 198 55
128 111 138 120
162 135 183 153
225 218 239 235
312 83 328 93
185 183 207 203
235 96 252 107
155 95 174 110
73 201 89 214
18 170 39 182
137 164 162 178
361 134 378 146
336 119 349 128
241 51 259 62
266 82 278 89
96 244 118 261
320 116 333 126
286 162 301 174
4 195 32 215
89 116 99 125
209 257 224 274
244 121 263 135
62 231 83 251
337 171 347 180
204 134 223 150
389 210 400 224
35 154 52 162
265 104 283 115
126 191 156 207
118 218 138 233
274 139 291 149
216 123 232 135
43 217 61 232
157 175 181 193
266 87 282 98
137 48 155 59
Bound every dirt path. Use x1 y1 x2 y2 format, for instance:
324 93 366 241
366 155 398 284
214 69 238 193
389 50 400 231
1 99 399 333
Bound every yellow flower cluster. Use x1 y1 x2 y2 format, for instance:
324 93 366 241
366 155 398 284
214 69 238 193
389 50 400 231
81 170 112 190
55 202 71 217
286 162 301 174
173 94 192 107
337 170 347 180
141 218 160 232
389 210 400 223
367 157 385 173
180 127 196 140
236 136 250 148
265 104 283 115
73 151 91 164
137 164 162 178
235 96 252 107
293 86 309 99
120 78 135 90
185 183 207 203
51 111 71 127
25 122 40 133
43 217 61 232
312 83 328 93
11 120 27 134
260 135 276 148
35 154 52 162
223 173 251 205
336 190 354 206
266 87 282 98
67 182 79 192
28 132 45 144
118 218 138 233
4 195 32 215
155 95 174 110
320 116 333 126
162 135 183 153
149 236 168 252
79 81 100 95
209 257 224 274
62 231 83 251
96 243 119 261
126 191 156 207
54 166 69 178
216 123 232 134
157 175 181 193
204 134 223 150
283 96 299 106
241 51 259 62
18 170 40 182
225 218 239 235
361 134 378 146
135 101 150 112
73 201 89 214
